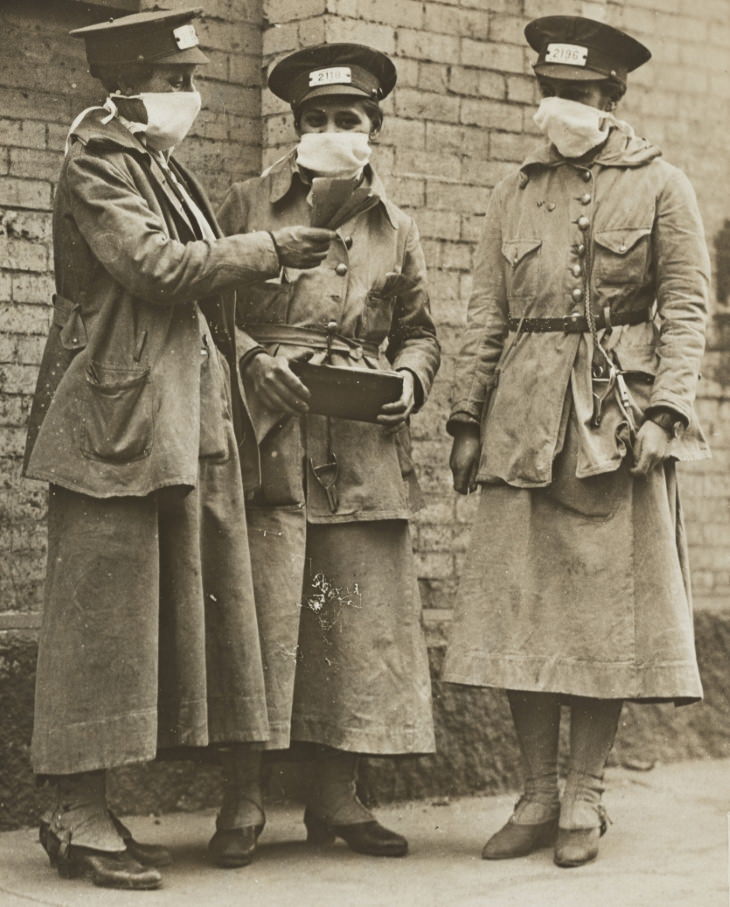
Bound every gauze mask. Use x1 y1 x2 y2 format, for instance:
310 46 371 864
109 91 202 151
296 132 372 179
533 96 618 159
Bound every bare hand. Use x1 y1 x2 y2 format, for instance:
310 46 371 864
377 370 416 435
270 227 336 269
245 353 311 414
629 420 671 477
450 430 481 494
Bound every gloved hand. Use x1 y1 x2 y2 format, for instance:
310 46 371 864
244 353 311 414
269 227 336 269
450 427 481 494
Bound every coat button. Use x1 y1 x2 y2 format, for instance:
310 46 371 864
580 193 592 205
577 216 590 231
571 287 583 301
335 262 348 276
571 264 582 277
547 202 556 211
582 170 592 182
575 243 586 256
343 236 353 249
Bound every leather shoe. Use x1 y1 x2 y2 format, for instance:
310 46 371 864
304 808 408 857
482 815 559 860
208 825 264 868
40 817 172 869
39 826 161 890
554 809 608 868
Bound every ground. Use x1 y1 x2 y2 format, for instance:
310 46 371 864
1 758 726 907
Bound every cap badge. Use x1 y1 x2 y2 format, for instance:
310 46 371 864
545 43 588 66
308 66 352 87
173 23 199 50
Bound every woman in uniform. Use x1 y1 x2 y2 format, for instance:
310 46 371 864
213 42 440 865
445 15 709 868
25 8 332 889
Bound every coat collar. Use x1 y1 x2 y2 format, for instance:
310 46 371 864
265 149 398 228
519 126 662 177
70 107 152 158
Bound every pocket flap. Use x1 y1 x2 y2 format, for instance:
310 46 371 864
501 238 542 266
594 227 651 255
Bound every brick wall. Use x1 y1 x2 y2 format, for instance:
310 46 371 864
1 0 729 635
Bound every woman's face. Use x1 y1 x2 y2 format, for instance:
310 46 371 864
298 97 375 136
538 77 615 110
121 63 198 95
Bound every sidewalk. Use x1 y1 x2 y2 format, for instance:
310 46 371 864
1 759 727 907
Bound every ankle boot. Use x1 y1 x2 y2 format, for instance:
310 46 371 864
41 772 162 890
305 749 408 857
209 746 265 868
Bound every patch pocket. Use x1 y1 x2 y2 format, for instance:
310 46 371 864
501 239 542 299
594 227 651 285
82 364 153 462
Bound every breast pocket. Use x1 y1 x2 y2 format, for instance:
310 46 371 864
501 239 542 301
594 227 651 286
81 364 153 462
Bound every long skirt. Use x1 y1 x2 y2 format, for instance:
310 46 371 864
246 508 435 754
442 418 703 705
32 438 269 776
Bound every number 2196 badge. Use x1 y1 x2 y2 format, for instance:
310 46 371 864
544 43 588 66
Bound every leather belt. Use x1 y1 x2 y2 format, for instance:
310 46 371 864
245 323 380 360
507 308 651 334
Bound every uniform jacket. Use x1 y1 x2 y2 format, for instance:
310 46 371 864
218 151 440 522
23 110 280 497
449 128 710 487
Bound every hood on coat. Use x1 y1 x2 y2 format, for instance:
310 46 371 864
520 125 662 180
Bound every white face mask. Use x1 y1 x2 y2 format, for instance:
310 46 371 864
533 96 615 159
109 91 202 151
295 132 372 179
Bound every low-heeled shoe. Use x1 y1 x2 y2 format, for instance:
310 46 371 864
304 808 408 857
208 824 264 868
40 818 172 869
554 811 608 868
39 826 161 890
482 816 559 860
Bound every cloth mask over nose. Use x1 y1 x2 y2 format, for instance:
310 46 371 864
296 132 372 179
533 96 632 159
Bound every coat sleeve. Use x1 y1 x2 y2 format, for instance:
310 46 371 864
66 150 280 306
385 217 440 407
647 165 710 423
217 180 271 363
447 186 509 434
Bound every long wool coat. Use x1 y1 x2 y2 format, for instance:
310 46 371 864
27 111 276 773
442 128 709 702
217 153 440 753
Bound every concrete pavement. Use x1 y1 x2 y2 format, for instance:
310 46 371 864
1 758 727 907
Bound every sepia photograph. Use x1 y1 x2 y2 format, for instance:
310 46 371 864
0 0 727 904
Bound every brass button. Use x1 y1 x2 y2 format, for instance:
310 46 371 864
619 243 627 252
335 262 348 276
577 216 590 231
571 264 582 277
343 236 353 249
576 243 586 256
547 202 556 211
582 170 592 182
580 193 592 205
571 287 583 301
